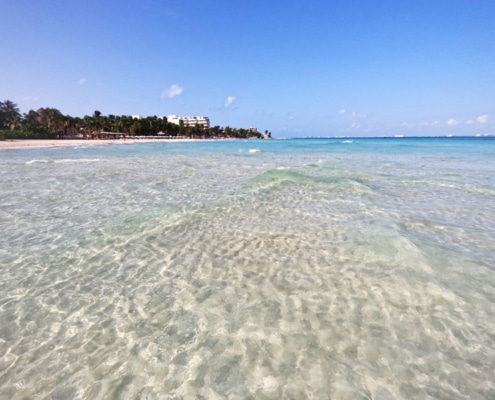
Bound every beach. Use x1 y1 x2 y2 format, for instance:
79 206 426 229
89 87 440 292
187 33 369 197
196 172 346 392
1 138 494 399
0 138 203 150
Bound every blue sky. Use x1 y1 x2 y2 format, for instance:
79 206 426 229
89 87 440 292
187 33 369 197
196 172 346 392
2 0 494 137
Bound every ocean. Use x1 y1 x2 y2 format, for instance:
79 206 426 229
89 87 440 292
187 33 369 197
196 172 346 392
1 137 494 399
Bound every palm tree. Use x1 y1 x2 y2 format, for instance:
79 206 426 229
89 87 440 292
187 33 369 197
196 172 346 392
42 108 64 131
92 110 102 132
129 119 142 135
23 110 41 130
0 100 21 130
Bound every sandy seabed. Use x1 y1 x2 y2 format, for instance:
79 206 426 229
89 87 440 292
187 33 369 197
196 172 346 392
0 138 202 150
1 138 494 399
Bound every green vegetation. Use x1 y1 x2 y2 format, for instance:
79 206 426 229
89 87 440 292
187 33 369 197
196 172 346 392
0 100 269 140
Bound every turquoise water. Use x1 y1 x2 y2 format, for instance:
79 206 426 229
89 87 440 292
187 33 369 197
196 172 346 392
1 138 495 399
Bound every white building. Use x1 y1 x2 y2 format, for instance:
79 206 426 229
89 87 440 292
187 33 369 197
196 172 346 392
166 115 210 129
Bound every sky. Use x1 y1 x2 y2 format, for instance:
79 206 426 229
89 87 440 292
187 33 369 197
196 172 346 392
2 0 494 137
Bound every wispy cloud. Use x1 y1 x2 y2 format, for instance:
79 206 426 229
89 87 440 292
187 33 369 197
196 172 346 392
418 120 440 127
351 111 367 119
447 115 488 126
78 78 87 85
339 109 366 119
225 96 236 108
161 84 184 99
338 108 368 131
23 95 39 102
477 114 488 124
400 115 488 131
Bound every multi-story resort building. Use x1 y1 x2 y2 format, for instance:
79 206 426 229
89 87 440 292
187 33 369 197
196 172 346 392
167 115 210 129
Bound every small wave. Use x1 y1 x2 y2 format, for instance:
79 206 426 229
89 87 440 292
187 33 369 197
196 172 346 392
249 168 376 197
26 160 49 165
246 169 311 193
248 149 261 153
473 186 495 197
342 140 353 144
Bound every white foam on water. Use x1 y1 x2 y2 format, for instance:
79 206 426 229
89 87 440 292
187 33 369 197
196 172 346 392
53 158 102 163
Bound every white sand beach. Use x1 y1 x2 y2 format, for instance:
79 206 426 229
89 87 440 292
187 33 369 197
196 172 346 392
0 138 202 150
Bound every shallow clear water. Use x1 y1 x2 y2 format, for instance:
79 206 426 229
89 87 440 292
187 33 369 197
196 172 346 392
1 138 495 399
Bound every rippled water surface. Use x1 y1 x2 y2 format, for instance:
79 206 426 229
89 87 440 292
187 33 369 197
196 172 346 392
1 138 495 399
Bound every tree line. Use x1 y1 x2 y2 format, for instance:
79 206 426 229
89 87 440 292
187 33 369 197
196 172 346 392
0 100 271 140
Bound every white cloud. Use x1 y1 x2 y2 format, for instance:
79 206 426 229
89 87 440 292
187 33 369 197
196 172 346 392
23 95 39 102
339 109 346 114
466 119 474 125
78 78 87 85
477 114 488 124
225 96 236 108
161 84 184 99
447 119 460 126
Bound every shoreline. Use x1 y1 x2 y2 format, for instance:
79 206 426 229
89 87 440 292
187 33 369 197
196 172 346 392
0 138 206 150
